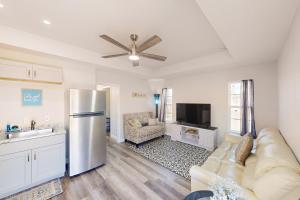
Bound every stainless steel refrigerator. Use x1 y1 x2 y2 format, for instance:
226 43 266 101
66 89 106 176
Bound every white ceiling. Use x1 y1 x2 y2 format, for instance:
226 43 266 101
0 0 299 77
196 0 300 64
0 0 225 68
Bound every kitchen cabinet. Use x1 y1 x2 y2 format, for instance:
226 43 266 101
0 151 31 196
0 58 63 84
32 65 63 83
32 143 65 184
0 58 32 80
0 132 65 199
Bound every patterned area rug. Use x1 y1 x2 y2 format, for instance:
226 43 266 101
127 135 212 179
5 179 63 200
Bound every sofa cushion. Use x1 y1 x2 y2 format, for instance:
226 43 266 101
255 143 300 178
217 162 244 185
257 128 286 147
209 141 239 163
128 118 142 128
201 157 244 185
148 118 158 126
242 159 256 190
235 133 254 165
137 125 164 138
253 167 300 200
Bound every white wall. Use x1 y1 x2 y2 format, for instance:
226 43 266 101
0 80 64 129
278 7 300 160
0 47 97 129
96 69 154 142
165 64 278 142
0 46 154 142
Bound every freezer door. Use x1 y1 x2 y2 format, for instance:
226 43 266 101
69 89 105 115
69 114 106 176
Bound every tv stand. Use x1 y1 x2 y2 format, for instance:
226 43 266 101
166 123 218 151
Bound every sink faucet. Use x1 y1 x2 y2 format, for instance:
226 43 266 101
31 120 36 130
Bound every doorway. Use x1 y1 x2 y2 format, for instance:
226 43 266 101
97 84 121 142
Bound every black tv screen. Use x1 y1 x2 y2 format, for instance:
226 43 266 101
176 103 211 128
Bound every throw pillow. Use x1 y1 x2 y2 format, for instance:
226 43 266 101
148 118 158 126
235 133 254 165
128 118 142 128
141 122 149 127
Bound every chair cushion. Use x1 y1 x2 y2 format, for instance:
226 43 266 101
235 133 254 165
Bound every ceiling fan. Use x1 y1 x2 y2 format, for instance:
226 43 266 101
99 34 167 67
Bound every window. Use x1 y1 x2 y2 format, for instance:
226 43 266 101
229 82 242 133
165 88 173 122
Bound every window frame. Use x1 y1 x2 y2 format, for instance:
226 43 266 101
165 88 173 123
228 82 242 134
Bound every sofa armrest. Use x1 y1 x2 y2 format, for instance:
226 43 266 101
190 165 218 189
225 133 242 144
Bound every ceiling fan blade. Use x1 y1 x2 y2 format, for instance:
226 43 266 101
140 53 167 61
137 35 162 53
102 53 128 58
100 35 131 52
133 60 139 67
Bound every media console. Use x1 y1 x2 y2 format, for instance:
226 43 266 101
166 123 218 151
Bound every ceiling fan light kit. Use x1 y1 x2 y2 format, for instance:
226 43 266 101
100 34 167 67
129 55 139 61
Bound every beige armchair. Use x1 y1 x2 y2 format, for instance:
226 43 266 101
123 112 165 147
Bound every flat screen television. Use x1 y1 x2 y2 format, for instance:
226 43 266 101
176 103 211 128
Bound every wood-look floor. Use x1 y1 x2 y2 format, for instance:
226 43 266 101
51 137 191 200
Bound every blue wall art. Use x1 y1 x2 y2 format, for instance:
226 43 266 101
22 89 43 106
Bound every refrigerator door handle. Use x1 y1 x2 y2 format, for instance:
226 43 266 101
71 111 105 118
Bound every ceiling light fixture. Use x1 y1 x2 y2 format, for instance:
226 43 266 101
43 20 51 25
128 54 139 61
0 3 4 8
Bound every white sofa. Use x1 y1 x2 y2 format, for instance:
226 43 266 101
190 128 300 200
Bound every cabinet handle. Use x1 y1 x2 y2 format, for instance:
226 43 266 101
34 153 36 160
28 70 31 77
27 154 30 162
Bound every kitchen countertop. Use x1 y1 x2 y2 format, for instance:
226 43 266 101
0 129 66 145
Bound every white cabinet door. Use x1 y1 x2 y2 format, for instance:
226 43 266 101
0 151 31 197
32 65 63 83
32 143 65 184
0 59 32 80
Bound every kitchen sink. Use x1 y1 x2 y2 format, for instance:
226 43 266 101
6 128 53 139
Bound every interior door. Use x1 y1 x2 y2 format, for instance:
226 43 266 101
0 58 32 80
69 114 106 176
32 65 63 83
0 151 31 197
31 143 65 184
